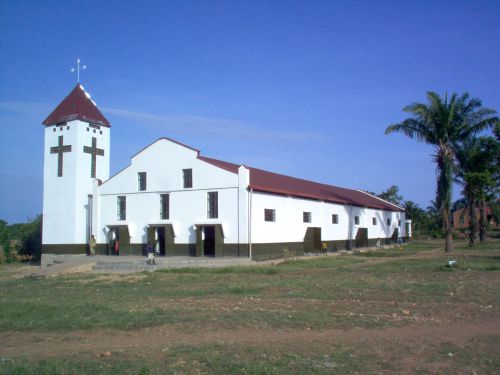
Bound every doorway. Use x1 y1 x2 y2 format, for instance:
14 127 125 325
304 227 321 253
147 225 174 256
354 227 368 248
195 225 224 257
203 226 215 257
108 226 130 255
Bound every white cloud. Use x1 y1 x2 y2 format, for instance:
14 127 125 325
103 107 327 143
0 101 49 114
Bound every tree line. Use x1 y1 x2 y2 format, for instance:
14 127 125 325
386 92 499 251
0 215 42 263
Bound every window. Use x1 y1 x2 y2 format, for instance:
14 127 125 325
183 169 192 188
398 219 402 226
207 191 218 219
459 215 465 224
303 212 311 223
332 214 339 224
265 209 276 222
372 217 377 225
387 218 391 226
354 216 360 225
117 196 126 221
160 194 169 220
138 172 147 191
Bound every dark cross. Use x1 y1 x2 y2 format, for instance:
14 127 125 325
83 137 104 178
50 135 72 177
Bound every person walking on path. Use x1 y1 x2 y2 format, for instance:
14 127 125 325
89 235 96 256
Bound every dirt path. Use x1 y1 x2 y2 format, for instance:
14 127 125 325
2 318 499 360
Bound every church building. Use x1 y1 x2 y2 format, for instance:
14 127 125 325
42 84 411 260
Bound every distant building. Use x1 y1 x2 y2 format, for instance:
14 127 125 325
452 206 496 230
41 84 411 260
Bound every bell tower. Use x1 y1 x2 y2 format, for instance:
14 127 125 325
42 84 111 254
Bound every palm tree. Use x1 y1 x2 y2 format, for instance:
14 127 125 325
455 138 482 246
460 137 499 242
385 92 498 252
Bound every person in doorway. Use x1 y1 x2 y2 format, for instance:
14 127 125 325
89 235 96 256
321 242 328 256
155 239 160 255
114 239 119 256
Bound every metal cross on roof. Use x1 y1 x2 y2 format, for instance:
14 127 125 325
70 58 86 83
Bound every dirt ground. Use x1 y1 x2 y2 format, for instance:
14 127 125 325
1 244 499 373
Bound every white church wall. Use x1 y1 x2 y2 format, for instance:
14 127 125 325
249 191 404 245
42 120 110 246
43 123 79 244
96 138 241 245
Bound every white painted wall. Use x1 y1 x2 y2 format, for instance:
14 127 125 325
96 138 240 244
42 120 110 245
249 191 406 244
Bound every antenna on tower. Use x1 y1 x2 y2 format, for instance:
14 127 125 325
70 58 87 83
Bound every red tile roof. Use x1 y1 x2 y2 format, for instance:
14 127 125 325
42 84 111 127
198 155 403 212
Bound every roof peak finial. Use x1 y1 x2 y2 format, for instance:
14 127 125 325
70 58 86 83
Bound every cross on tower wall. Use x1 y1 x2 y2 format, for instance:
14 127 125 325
50 135 72 177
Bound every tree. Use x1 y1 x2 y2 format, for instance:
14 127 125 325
377 185 403 206
385 92 498 252
455 136 499 244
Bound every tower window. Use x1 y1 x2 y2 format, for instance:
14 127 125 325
160 194 169 220
265 209 276 222
207 192 218 219
387 218 391 226
303 212 311 223
53 128 56 132
67 126 70 130
138 172 147 191
183 169 192 188
332 214 339 224
354 216 360 225
117 196 126 221
372 217 377 225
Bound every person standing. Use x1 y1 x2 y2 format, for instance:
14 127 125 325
146 243 156 265
114 239 119 256
321 242 328 256
89 235 96 256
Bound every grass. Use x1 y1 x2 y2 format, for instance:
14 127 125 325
0 239 499 374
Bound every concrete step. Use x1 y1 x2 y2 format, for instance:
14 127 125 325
91 257 255 273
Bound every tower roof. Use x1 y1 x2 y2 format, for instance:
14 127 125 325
42 84 111 127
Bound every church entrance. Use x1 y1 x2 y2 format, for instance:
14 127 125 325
195 224 224 257
354 227 368 248
304 227 321 253
108 226 130 256
147 225 175 256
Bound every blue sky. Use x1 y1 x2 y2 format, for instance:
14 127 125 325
0 0 499 223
